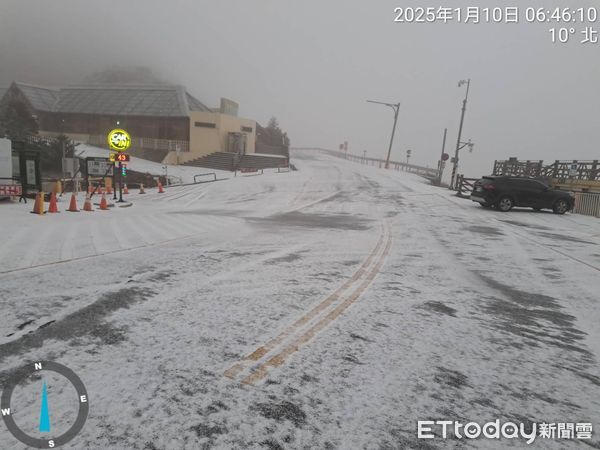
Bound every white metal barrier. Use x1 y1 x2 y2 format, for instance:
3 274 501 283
573 192 600 217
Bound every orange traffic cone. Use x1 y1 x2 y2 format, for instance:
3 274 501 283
139 184 146 194
157 181 164 194
100 194 108 211
67 192 79 212
31 192 45 215
99 193 109 210
83 194 93 211
48 192 59 213
123 184 129 194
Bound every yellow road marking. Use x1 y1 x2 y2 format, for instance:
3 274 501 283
223 225 387 380
240 232 393 385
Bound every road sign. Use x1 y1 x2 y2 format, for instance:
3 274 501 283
107 129 131 152
86 157 113 176
441 153 450 161
569 163 578 177
0 184 22 196
109 152 130 162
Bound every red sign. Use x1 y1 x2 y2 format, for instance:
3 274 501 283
0 184 22 196
441 153 450 161
115 153 130 162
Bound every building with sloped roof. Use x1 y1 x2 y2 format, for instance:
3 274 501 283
0 82 256 164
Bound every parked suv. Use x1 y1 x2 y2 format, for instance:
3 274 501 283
470 176 574 214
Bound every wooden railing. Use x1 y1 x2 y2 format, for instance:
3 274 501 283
455 175 478 198
493 159 600 182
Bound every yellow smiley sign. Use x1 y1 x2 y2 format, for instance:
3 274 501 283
107 129 131 151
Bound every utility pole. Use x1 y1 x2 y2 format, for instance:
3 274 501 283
367 100 401 169
363 150 367 164
450 79 470 190
438 128 447 185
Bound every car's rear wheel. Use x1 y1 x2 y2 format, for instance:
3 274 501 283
497 196 513 212
553 199 569 215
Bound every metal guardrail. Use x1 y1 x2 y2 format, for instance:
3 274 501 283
193 173 217 184
292 147 439 178
573 192 600 218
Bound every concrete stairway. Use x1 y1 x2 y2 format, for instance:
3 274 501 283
183 152 289 171
183 152 236 171
238 154 288 170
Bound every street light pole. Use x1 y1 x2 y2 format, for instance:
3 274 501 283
450 79 470 189
438 128 447 185
61 139 65 196
367 100 400 169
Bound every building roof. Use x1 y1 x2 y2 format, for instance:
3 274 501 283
186 93 211 112
12 82 60 112
8 82 212 117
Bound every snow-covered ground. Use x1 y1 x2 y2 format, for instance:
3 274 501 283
77 144 232 184
0 150 599 449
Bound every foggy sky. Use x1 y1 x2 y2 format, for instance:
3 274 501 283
1 0 599 178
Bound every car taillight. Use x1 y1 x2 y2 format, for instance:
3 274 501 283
482 184 495 190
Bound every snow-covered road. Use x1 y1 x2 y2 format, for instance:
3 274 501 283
0 150 599 449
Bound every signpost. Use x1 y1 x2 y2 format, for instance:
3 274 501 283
85 157 113 177
107 128 131 202
12 141 41 198
569 163 578 178
109 152 130 163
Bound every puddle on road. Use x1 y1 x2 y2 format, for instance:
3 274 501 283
249 211 373 231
